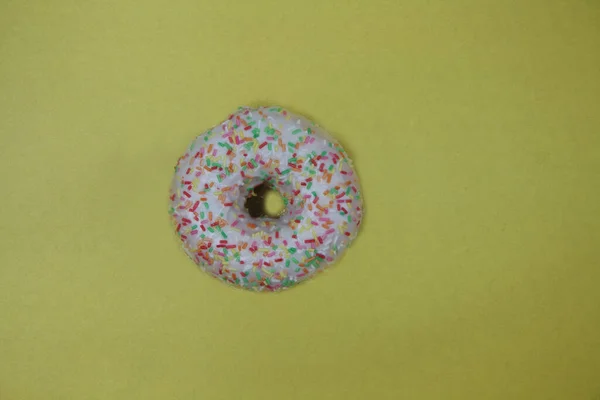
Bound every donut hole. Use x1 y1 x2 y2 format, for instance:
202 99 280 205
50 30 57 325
264 189 285 217
244 183 286 219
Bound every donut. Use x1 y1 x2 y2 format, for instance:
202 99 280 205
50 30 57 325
168 106 363 291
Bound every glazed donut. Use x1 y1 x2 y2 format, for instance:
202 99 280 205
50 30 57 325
169 106 363 291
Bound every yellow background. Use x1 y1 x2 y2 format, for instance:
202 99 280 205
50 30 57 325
1 1 599 399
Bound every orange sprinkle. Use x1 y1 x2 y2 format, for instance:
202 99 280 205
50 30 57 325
208 211 213 220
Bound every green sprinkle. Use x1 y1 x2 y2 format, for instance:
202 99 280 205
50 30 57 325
221 231 227 239
280 169 291 175
288 247 297 254
191 225 198 230
285 260 291 267
307 182 312 190
200 212 205 219
292 129 302 135
207 227 215 233
218 142 233 151
204 203 209 209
